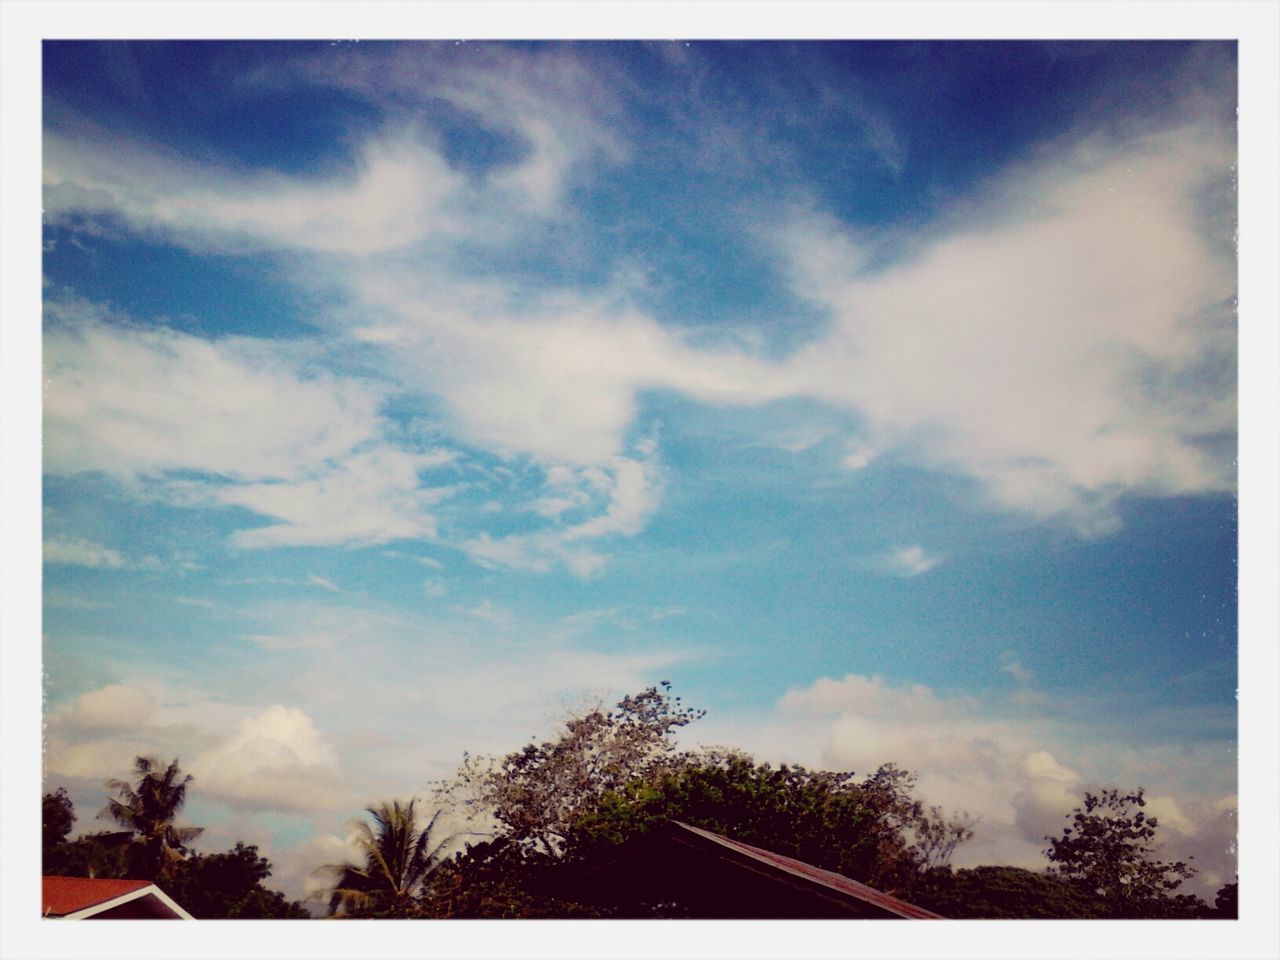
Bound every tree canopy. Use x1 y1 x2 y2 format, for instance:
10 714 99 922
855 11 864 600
100 756 204 881
321 799 449 918
444 682 704 859
1044 787 1201 918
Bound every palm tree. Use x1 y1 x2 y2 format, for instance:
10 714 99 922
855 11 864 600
100 756 204 881
322 799 449 917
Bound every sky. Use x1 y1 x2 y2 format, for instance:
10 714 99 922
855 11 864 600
37 39 1241 906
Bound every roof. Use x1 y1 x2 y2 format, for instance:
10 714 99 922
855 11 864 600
42 876 195 920
671 822 944 919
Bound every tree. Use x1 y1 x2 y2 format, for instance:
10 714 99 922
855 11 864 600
444 682 704 858
43 789 76 850
167 842 309 919
913 804 978 874
1212 880 1238 919
1044 787 1199 918
321 799 448 917
42 789 135 879
100 756 204 881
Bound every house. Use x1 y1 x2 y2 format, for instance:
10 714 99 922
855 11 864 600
42 876 195 919
567 821 944 919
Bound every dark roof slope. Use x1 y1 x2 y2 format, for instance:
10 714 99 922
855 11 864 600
672 821 943 919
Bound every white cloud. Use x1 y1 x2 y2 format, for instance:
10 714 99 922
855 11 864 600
60 684 157 732
189 706 347 813
307 575 340 593
301 42 628 214
462 446 665 577
726 672 1238 898
43 536 126 569
999 652 1036 687
221 447 455 549
879 545 944 577
44 131 465 257
44 299 386 483
779 124 1236 532
348 267 788 467
44 299 462 550
43 83 1235 543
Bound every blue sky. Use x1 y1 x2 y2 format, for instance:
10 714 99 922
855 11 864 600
38 40 1240 902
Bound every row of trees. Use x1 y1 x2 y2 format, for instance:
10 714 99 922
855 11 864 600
313 683 1237 919
44 684 1237 920
42 759 308 919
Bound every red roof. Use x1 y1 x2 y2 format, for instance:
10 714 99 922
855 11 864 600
42 877 154 917
674 822 944 919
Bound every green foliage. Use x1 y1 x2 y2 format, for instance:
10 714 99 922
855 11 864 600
419 839 604 919
321 799 448 917
100 756 204 881
43 789 76 849
43 830 131 879
1044 787 1202 918
566 751 971 895
430 685 975 915
915 866 1110 918
44 780 305 918
167 842 309 919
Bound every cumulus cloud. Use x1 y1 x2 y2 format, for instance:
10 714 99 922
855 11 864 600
189 706 347 813
60 684 157 732
757 672 1238 897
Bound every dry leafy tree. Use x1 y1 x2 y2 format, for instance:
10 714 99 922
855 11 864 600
100 756 204 881
431 684 974 915
321 799 450 917
912 804 978 873
443 682 705 857
1044 787 1197 918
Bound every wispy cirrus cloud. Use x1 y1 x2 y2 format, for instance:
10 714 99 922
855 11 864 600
43 536 126 569
43 297 387 484
43 297 460 550
463 442 665 577
43 130 466 258
43 53 1236 545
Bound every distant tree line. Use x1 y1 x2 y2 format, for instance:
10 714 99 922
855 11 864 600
43 684 1237 920
313 683 1239 919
